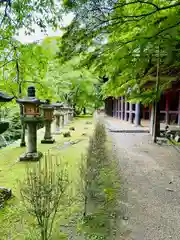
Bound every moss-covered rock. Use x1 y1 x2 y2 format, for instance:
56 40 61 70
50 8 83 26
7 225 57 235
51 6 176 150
0 122 9 134
0 187 12 208
63 131 71 138
69 127 75 131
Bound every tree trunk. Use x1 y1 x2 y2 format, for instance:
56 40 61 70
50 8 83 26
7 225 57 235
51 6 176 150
153 44 160 143
19 104 26 147
83 107 86 115
152 101 160 143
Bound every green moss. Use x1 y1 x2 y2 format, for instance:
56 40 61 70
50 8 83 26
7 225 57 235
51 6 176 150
0 117 94 239
168 139 180 145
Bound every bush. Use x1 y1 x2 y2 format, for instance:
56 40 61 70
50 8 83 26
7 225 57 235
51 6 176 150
79 121 120 239
69 127 75 131
3 110 22 142
20 153 69 240
63 131 71 138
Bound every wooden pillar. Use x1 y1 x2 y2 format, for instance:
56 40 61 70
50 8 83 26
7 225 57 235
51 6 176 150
118 98 120 118
124 99 128 121
114 99 116 117
150 104 154 135
116 99 118 117
142 106 146 119
135 103 141 126
178 92 180 126
113 99 115 117
120 97 123 120
122 97 124 120
129 103 133 123
165 93 170 125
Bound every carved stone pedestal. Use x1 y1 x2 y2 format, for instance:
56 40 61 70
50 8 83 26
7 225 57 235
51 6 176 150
41 120 55 144
19 151 43 161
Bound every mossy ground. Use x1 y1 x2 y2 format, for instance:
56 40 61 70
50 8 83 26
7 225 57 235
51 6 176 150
0 116 94 240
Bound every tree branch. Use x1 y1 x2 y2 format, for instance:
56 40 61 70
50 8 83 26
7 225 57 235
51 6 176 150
0 1 9 28
0 59 15 69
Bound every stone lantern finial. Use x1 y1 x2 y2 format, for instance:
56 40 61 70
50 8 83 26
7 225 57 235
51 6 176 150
27 86 36 97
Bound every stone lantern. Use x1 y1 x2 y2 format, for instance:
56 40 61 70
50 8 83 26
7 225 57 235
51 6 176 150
69 107 74 121
40 99 55 144
62 104 69 125
16 86 43 161
52 101 64 134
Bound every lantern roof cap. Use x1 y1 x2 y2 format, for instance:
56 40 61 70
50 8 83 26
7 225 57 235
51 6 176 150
16 86 42 105
40 103 54 109
51 102 64 108
16 96 41 105
0 92 14 102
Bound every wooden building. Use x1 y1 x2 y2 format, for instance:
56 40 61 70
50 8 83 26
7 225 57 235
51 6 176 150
104 81 180 127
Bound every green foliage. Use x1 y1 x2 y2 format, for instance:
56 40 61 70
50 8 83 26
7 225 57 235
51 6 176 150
63 131 71 138
20 152 69 240
0 122 9 134
80 121 121 239
60 1 180 103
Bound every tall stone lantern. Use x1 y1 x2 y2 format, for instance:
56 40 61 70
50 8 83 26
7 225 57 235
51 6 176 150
40 100 55 144
16 86 43 161
52 101 63 134
63 104 69 125
69 106 74 121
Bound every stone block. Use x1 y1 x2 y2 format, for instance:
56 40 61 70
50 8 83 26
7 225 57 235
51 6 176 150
69 127 75 131
174 135 180 143
19 151 43 161
41 139 55 144
63 132 71 138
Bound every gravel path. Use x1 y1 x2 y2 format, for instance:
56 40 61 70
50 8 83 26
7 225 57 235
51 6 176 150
110 130 180 240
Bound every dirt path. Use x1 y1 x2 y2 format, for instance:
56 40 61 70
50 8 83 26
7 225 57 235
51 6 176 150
109 125 180 240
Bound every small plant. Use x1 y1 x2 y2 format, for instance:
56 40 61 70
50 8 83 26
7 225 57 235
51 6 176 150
69 127 75 131
79 121 120 239
63 131 71 138
0 187 12 208
20 153 69 240
85 121 92 125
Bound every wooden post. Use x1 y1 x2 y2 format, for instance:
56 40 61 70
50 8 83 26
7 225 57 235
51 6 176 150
118 98 121 118
152 45 160 143
113 99 115 117
150 104 154 135
124 99 128 121
129 103 133 123
135 103 141 126
165 93 170 125
178 92 180 126
116 99 118 117
120 97 123 120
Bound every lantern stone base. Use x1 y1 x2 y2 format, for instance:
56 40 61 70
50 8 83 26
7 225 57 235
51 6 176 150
20 142 26 147
41 139 55 144
53 132 61 135
19 151 43 161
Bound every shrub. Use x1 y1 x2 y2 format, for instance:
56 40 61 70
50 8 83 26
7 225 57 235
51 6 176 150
20 153 69 240
63 131 71 138
79 121 120 239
